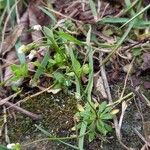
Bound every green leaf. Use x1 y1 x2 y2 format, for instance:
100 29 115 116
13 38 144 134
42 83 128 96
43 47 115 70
43 27 65 59
58 31 83 45
96 120 107 135
98 17 150 28
98 101 107 113
11 63 28 79
121 4 150 28
100 107 111 116
53 72 64 83
104 123 112 132
38 6 56 24
73 59 82 77
101 18 135 65
33 50 49 82
47 58 56 68
88 130 96 142
132 47 142 56
15 40 26 64
100 113 113 120
78 121 87 150
0 145 9 150
54 53 66 65
53 72 70 87
88 0 98 21
82 64 90 75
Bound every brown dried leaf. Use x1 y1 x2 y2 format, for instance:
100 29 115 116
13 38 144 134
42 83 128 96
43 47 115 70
28 7 43 43
0 25 24 56
141 144 150 150
19 9 32 45
141 53 150 71
3 50 17 86
93 73 107 100
143 81 150 89
143 121 150 143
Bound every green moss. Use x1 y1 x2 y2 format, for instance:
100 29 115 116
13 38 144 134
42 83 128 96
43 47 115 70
7 92 77 148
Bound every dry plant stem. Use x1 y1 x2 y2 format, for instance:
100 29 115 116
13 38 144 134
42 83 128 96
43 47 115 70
99 52 129 150
120 58 135 99
0 92 41 120
121 38 150 52
129 86 149 105
100 3 109 18
134 128 150 147
20 84 54 103
141 94 150 106
0 91 21 106
4 102 42 120
0 1 19 54
113 59 134 134
6 84 54 112
15 0 20 23
46 7 82 23
129 86 145 127
119 102 127 130
3 106 10 143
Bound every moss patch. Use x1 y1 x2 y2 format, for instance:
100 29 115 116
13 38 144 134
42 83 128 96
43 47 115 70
7 92 77 149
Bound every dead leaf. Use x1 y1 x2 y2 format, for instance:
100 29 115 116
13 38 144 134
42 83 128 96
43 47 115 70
143 121 150 143
0 24 25 56
93 73 107 100
77 103 84 112
131 75 141 87
111 109 119 115
143 81 150 89
19 9 32 45
28 7 43 43
141 53 150 71
47 88 61 94
3 50 17 83
141 144 150 150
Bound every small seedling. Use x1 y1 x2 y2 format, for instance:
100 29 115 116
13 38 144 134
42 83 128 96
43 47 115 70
75 101 118 142
11 63 28 81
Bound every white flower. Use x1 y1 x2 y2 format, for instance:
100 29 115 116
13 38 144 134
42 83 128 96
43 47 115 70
18 45 26 54
32 25 42 31
7 143 16 149
28 50 36 60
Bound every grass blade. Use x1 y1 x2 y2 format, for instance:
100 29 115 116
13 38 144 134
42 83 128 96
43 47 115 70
58 31 83 45
15 40 26 64
43 26 65 59
88 0 98 21
78 26 93 150
38 6 56 24
101 20 135 65
98 17 150 28
121 4 150 28
35 125 79 149
33 49 49 82
78 121 87 150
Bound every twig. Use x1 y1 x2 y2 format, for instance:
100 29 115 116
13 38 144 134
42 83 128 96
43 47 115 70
134 128 150 147
99 52 129 150
120 58 135 99
0 1 19 54
119 101 127 129
0 91 21 106
44 7 82 23
4 101 42 120
3 106 10 143
129 86 149 104
5 84 54 114
0 91 42 120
